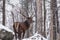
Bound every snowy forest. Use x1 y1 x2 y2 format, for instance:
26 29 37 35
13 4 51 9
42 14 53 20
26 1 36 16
0 0 60 40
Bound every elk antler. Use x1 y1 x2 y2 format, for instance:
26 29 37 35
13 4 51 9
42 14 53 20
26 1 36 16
30 11 35 18
20 9 28 18
30 11 33 17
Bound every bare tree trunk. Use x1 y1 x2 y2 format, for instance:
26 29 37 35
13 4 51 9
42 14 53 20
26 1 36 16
34 0 37 33
36 0 42 34
50 0 58 40
24 0 29 38
50 13 54 40
3 0 5 25
43 0 46 38
22 0 29 38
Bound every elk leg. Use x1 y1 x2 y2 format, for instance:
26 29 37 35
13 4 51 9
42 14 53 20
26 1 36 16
22 31 25 39
13 25 17 40
18 32 21 40
15 33 17 40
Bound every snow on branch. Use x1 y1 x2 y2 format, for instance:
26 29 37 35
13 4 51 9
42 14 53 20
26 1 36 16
0 24 14 35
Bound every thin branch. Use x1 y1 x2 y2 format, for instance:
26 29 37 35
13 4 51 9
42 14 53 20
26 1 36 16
11 11 14 23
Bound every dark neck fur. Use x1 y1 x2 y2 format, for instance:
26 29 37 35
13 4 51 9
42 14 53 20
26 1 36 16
24 20 30 27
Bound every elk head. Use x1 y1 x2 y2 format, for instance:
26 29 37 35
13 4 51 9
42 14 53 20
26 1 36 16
20 9 35 24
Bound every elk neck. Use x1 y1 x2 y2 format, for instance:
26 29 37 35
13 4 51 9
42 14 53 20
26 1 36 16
24 20 30 27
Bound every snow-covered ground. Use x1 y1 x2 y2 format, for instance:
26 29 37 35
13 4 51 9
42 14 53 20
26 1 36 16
22 32 47 40
0 24 47 40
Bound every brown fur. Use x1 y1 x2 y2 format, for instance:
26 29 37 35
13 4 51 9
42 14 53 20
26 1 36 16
13 17 34 40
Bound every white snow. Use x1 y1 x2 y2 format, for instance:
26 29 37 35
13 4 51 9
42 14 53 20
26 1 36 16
6 4 12 11
0 24 47 40
0 24 14 35
10 0 19 5
22 32 47 40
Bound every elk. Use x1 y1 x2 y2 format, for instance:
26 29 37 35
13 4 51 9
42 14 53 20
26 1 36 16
12 10 34 40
